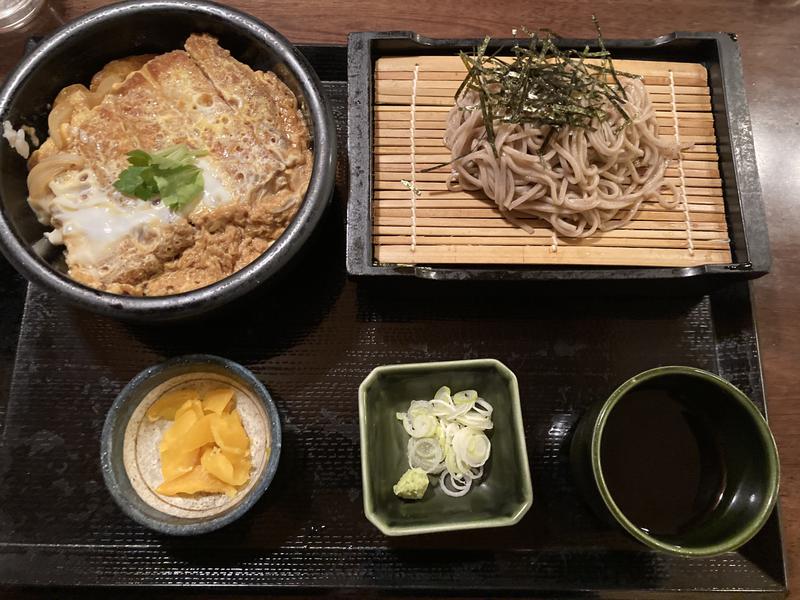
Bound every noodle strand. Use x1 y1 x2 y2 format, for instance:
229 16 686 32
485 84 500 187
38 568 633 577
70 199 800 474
444 77 681 238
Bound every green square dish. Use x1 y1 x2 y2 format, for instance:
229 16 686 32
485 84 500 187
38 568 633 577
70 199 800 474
358 359 533 536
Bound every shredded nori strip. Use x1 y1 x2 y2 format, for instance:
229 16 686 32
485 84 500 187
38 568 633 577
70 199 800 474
453 18 636 157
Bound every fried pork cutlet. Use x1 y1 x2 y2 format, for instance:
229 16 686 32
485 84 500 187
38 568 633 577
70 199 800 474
27 34 312 296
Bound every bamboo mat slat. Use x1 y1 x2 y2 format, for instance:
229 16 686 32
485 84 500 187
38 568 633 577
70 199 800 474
374 236 730 250
372 55 732 268
374 178 718 192
375 245 732 267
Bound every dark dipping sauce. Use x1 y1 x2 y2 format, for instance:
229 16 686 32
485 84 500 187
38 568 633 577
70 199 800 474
600 387 727 537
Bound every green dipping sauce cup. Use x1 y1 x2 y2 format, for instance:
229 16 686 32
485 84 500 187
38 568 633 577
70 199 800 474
570 366 779 557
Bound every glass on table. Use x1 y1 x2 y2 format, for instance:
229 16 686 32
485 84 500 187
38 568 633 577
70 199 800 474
0 0 47 32
0 0 63 73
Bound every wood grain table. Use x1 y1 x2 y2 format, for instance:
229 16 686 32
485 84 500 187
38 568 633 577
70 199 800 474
1 0 797 597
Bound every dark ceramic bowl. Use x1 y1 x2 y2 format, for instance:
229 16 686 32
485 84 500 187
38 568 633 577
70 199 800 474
570 366 779 557
100 354 282 535
359 359 533 536
0 0 336 321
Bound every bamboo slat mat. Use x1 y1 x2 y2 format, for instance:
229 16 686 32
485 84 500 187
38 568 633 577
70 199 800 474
372 56 732 268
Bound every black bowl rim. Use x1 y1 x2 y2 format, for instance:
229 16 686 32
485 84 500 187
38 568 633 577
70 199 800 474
0 0 336 320
100 353 283 535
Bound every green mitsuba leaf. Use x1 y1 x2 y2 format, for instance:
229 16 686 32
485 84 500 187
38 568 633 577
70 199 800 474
113 144 207 211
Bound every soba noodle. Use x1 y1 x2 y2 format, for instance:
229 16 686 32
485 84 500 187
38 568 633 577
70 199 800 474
443 77 681 238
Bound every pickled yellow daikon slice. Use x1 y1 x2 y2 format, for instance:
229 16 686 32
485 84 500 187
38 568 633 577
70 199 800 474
150 384 253 498
202 388 235 415
146 388 200 422
210 411 250 456
200 446 235 484
159 408 199 452
175 398 204 422
178 414 220 452
161 445 201 482
156 465 236 497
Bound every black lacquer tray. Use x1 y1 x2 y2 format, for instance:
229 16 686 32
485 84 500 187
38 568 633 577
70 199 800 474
0 45 787 598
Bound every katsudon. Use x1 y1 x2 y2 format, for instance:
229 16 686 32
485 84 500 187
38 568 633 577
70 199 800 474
25 34 312 296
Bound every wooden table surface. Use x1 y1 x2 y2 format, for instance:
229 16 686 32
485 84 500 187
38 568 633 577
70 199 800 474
1 0 797 597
